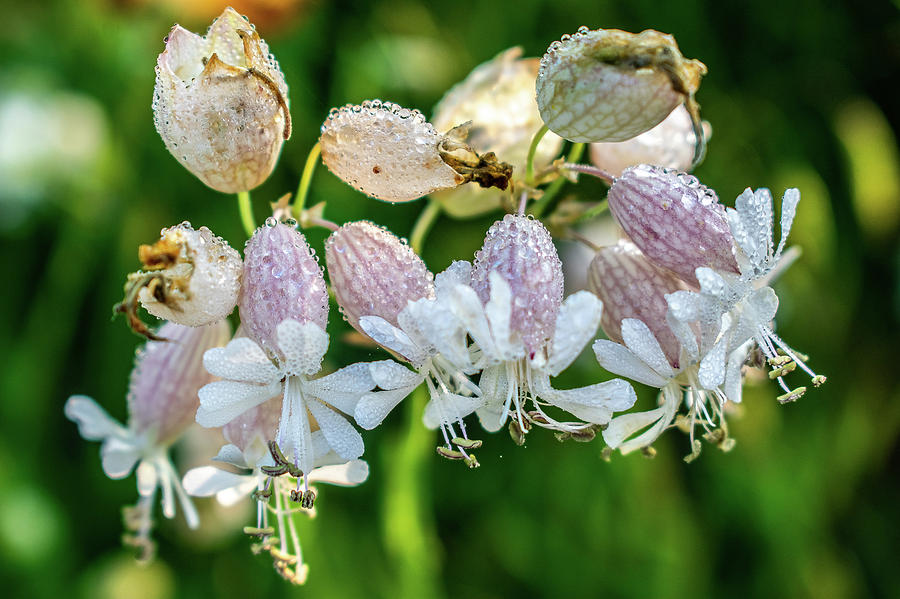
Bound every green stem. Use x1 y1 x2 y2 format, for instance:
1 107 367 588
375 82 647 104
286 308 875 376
578 199 610 222
381 386 444 599
410 199 442 255
293 142 321 220
525 124 549 186
530 142 585 218
237 191 255 237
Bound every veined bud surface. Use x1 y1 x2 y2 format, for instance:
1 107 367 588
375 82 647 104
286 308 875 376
153 7 290 193
325 221 435 331
120 222 242 337
240 220 329 357
130 320 231 445
471 214 564 354
431 48 563 217
607 164 739 286
588 241 690 368
589 105 708 177
536 27 706 145
319 100 465 202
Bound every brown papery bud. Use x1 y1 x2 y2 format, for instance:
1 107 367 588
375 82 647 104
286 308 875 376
153 8 290 193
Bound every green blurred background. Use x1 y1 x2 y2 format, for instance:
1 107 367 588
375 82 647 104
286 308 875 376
2 0 899 597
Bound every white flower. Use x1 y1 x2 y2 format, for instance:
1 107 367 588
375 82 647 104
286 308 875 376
64 395 199 557
450 263 636 439
593 317 751 458
353 261 486 464
196 319 412 479
666 188 824 403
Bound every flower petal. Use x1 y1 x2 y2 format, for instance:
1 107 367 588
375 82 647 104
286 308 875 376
434 260 472 296
534 375 636 424
423 392 486 429
211 444 248 468
304 362 377 415
65 395 126 441
196 380 280 427
355 383 421 430
399 298 472 371
475 364 510 432
182 466 251 498
592 339 670 388
547 291 603 376
100 437 141 479
309 460 370 486
485 272 519 360
621 318 676 379
451 284 501 361
775 188 800 260
698 335 728 389
203 338 279 384
723 340 753 404
359 315 426 364
277 320 329 376
307 400 364 461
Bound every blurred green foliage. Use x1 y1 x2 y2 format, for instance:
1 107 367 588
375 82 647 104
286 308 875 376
1 0 899 597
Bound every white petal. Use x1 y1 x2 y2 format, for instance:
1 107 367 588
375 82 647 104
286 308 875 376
355 383 420 430
277 320 329 376
359 316 426 364
211 444 248 468
196 380 280 427
451 284 500 360
475 364 510 432
602 407 668 449
217 478 260 507
534 376 636 424
604 385 680 454
434 260 472 296
309 460 369 486
277 377 315 478
368 360 422 389
698 335 728 389
203 338 279 384
592 340 670 388
621 319 676 379
400 298 472 371
775 188 800 260
665 310 699 361
485 272 519 360
723 340 753 404
100 437 141 479
423 392 486 429
547 291 603 376
304 362 377 414
182 466 251 498
307 400 364 461
64 395 126 441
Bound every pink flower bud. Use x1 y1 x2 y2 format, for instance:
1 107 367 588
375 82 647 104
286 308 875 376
536 27 706 144
588 241 690 368
471 214 563 354
325 221 434 331
607 164 739 286
153 8 290 193
129 320 231 445
239 219 329 357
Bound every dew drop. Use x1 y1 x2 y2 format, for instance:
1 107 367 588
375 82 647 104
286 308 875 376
265 216 278 227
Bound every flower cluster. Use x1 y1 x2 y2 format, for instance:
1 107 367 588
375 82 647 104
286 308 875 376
66 10 824 584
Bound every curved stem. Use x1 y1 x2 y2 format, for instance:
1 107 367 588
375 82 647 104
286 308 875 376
410 199 442 255
525 124 549 186
530 142 585 218
293 142 321 221
578 199 610 222
237 191 255 238
562 162 614 184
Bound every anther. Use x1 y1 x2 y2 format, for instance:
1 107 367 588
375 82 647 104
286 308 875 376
451 437 482 449
777 387 806 404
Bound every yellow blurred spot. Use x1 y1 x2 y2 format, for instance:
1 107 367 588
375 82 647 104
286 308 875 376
0 483 65 567
88 555 175 599
834 99 900 241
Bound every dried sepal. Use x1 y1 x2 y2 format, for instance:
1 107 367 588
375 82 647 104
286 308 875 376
116 222 242 338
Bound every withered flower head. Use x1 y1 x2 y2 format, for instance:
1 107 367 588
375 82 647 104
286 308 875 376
153 7 290 193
